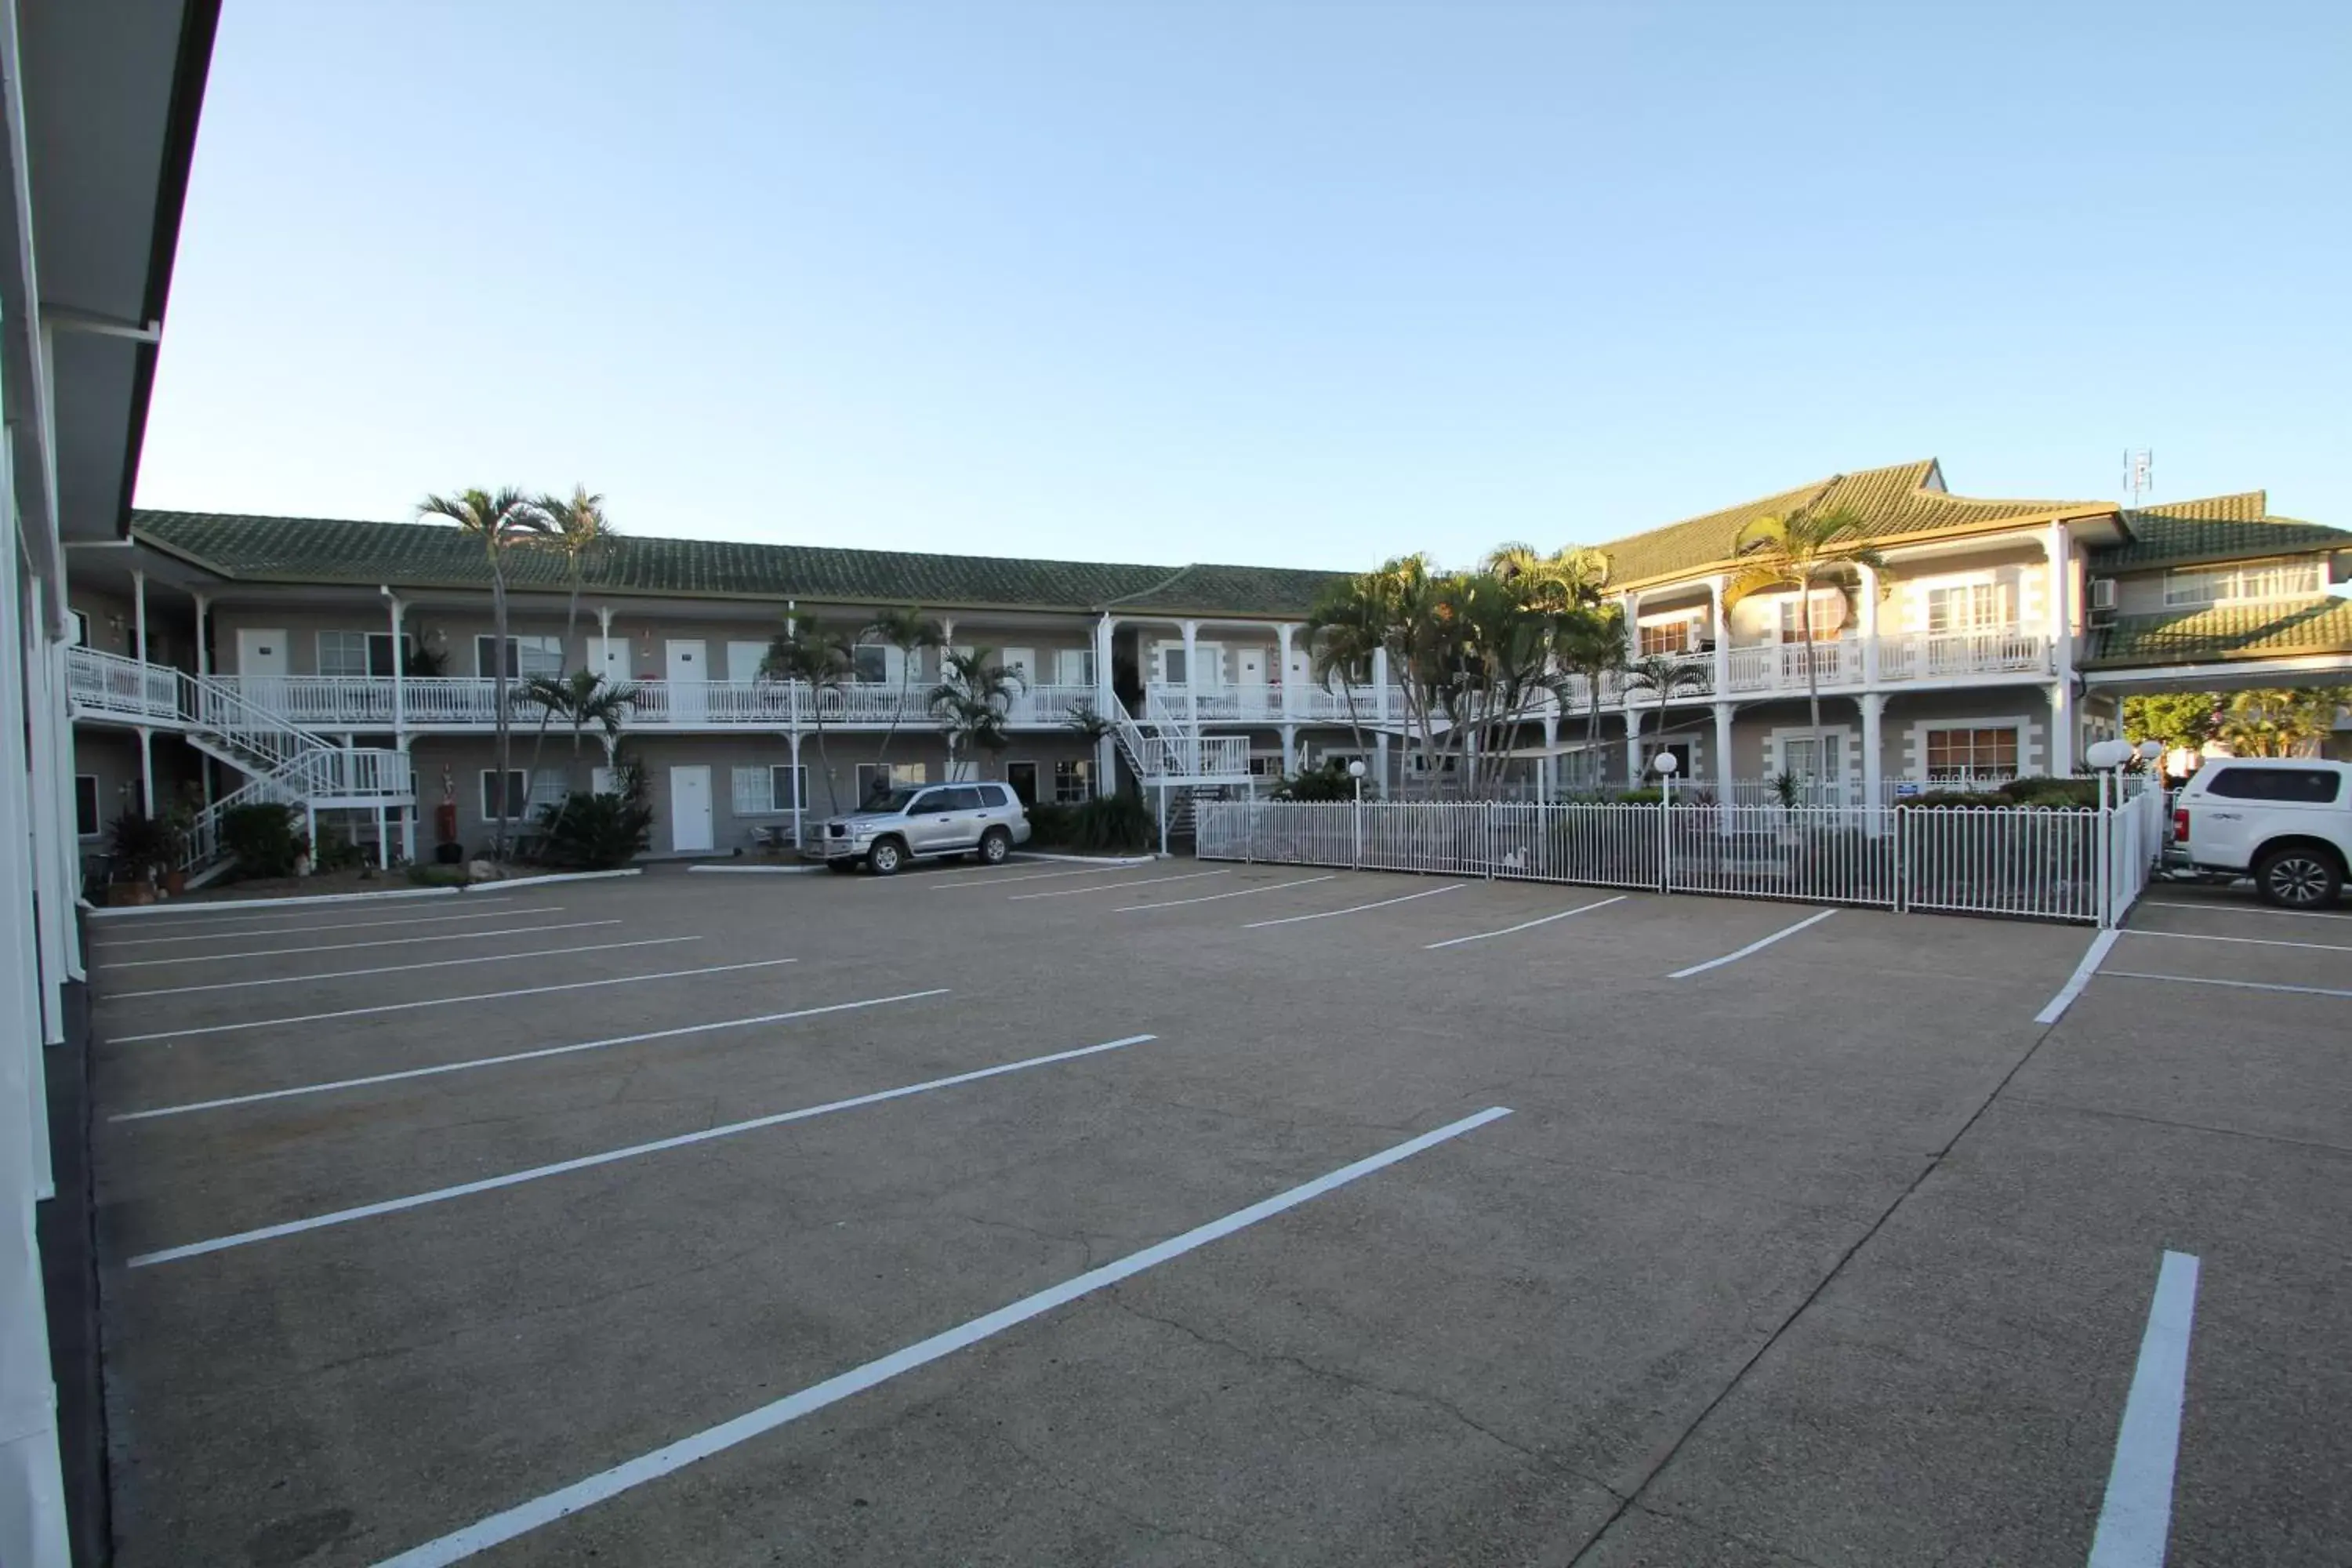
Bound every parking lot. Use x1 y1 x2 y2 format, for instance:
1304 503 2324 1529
85 861 2352 1566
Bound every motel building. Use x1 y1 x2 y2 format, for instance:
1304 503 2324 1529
7 5 2352 1561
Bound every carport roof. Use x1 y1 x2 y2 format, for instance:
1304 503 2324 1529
2085 595 2352 669
131 509 1349 617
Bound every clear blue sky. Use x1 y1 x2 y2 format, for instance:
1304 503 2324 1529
136 1 2350 571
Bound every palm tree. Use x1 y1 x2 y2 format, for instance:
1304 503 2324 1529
523 486 619 788
1724 505 1888 787
417 487 552 855
1552 604 1628 788
861 605 942 770
1619 652 1710 782
931 646 1025 781
1482 543 1610 614
1305 576 1385 765
761 627 851 815
521 670 641 838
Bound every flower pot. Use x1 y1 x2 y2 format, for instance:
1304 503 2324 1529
163 869 187 897
107 881 157 907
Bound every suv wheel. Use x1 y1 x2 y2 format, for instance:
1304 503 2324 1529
978 827 1011 865
866 837 906 877
2255 845 2343 909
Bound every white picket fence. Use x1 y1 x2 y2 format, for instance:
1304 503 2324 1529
1196 793 2168 927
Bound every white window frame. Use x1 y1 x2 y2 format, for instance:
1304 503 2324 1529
475 633 565 679
730 764 809 815
855 761 928 804
1053 648 1095 688
1922 575 2009 636
1773 590 1844 643
1051 758 1094 804
317 630 371 678
480 768 530 820
1920 722 2023 782
1636 615 1700 657
849 642 890 684
2162 557 2325 608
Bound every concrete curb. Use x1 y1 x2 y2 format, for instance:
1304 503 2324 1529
1009 851 1159 868
687 864 825 876
87 885 462 919
480 869 644 891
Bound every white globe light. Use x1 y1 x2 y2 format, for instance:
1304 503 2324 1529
1346 760 1367 779
2085 738 2135 770
2137 739 2165 761
1653 752 1679 775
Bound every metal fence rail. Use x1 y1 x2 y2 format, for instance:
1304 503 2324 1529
1198 797 2148 927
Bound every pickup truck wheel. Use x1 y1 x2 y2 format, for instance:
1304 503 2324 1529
978 828 1011 865
866 838 906 877
2255 846 2342 908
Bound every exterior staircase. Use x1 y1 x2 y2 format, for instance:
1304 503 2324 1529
1109 691 1251 790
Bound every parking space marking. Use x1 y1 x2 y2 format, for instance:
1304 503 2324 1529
2088 1250 2201 1568
1668 908 1837 978
1008 869 1231 901
127 1033 1161 1268
2124 927 2352 954
920 865 1153 890
368 1104 1513 1567
111 989 955 1122
1113 874 1336 913
106 935 697 1000
2035 929 2120 1025
91 902 551 949
99 919 619 969
1241 881 1466 930
1424 895 1628 950
2142 901 2352 924
106 957 801 1044
2102 971 2352 1000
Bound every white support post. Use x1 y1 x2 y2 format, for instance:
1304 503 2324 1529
24 581 67 1044
1180 620 1200 730
1280 723 1298 774
787 730 805 848
1858 692 1886 834
2046 521 2077 776
1541 712 1558 802
1621 590 1643 669
1276 622 1297 720
1857 561 1880 686
136 725 154 815
131 567 147 663
1624 707 1645 787
387 591 406 742
1711 577 1731 696
397 739 417 863
1374 730 1391 800
1371 646 1389 721
192 590 209 675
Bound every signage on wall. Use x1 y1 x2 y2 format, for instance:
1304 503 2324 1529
1894 781 1923 800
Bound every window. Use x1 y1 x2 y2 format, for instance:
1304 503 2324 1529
1638 619 1696 656
1161 648 1187 684
480 769 530 819
1925 583 2006 635
856 761 928 805
1776 592 1842 642
1924 726 2020 780
67 611 88 647
1643 741 1693 777
1247 753 1285 778
475 634 564 678
730 765 808 815
1053 759 1094 804
850 643 888 684
74 776 100 837
2203 768 2341 804
318 631 370 678
1054 648 1094 687
940 786 985 811
1005 761 1039 805
980 783 1014 808
2164 558 2325 608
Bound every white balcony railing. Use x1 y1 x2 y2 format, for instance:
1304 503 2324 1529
64 646 183 721
1879 628 2050 683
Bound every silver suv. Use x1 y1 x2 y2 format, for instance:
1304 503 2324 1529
815 782 1032 875
2173 757 2351 907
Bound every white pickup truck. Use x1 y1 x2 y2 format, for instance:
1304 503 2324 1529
2172 757 2352 908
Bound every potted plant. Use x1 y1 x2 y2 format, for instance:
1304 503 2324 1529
157 797 196 895
105 810 170 906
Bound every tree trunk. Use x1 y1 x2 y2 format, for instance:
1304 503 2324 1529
491 567 512 858
815 717 838 815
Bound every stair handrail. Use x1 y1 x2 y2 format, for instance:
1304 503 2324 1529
183 670 339 772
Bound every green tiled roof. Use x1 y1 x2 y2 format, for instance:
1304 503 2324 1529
132 510 1345 618
1593 459 2104 587
2086 596 2352 669
2090 494 2350 571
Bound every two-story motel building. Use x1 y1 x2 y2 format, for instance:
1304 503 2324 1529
60 459 2350 874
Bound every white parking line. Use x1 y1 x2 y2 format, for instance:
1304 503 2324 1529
1113 874 1336 913
1424 895 1628 950
2141 900 2352 924
2124 928 2352 954
2035 928 2119 1025
922 865 1151 890
106 958 800 1044
368 1105 1513 1567
106 936 699 1000
2102 971 2352 1000
1241 881 1466 930
1668 909 1837 978
98 919 620 969
2087 1250 2201 1568
127 1033 1161 1267
92 902 551 949
112 989 954 1122
1009 869 1232 902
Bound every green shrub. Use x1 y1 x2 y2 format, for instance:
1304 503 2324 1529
2002 775 2101 808
1900 791 2014 810
1272 762 1356 802
533 789 652 869
1025 803 1073 843
1029 793 1155 852
310 820 366 872
405 862 470 887
221 804 303 877
1616 788 1663 804
107 811 175 881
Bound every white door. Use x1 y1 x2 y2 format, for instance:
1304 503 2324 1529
669 764 713 852
666 639 707 722
237 628 289 677
591 635 630 686
1236 648 1267 713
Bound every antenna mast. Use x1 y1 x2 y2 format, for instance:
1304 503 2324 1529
2122 448 2153 507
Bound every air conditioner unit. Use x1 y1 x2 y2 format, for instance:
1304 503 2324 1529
2089 578 2118 612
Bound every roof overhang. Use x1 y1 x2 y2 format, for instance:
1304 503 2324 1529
1610 504 2124 597
1 0 217 608
2082 652 2352 695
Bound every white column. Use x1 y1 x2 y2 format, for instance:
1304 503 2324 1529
787 730 805 848
1180 620 1199 729
387 592 406 741
596 604 614 684
192 590 210 674
1857 562 1880 687
1710 577 1731 695
1713 701 1736 794
1 505 69 1568
136 726 154 815
1624 706 1645 786
2046 521 2076 776
24 581 67 1044
1621 590 1643 668
132 567 147 663
1374 730 1391 800
1541 712 1558 801
1858 692 1886 827
398 741 417 864
1094 614 1116 715
1370 647 1390 720
1276 622 1298 720
1280 723 1298 772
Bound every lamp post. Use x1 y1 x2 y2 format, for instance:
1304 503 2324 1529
1348 758 1367 869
